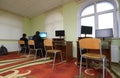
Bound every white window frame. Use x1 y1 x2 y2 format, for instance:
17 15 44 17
77 0 120 38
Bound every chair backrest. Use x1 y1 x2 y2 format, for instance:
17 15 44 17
44 39 53 47
18 40 25 47
79 38 102 55
28 40 35 49
44 39 53 50
18 40 25 45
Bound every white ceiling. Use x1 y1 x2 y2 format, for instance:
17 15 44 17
0 0 72 18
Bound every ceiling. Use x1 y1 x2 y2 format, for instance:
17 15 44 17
0 0 72 18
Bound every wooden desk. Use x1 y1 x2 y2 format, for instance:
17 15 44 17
77 38 111 69
53 38 73 62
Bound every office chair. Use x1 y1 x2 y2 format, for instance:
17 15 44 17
79 38 106 78
18 40 27 55
28 40 43 59
44 39 63 68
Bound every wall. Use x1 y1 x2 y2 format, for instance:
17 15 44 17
28 0 120 58
62 1 79 57
0 0 119 58
0 10 30 52
28 1 79 57
30 13 46 36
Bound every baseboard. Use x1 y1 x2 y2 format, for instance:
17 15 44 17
8 51 18 53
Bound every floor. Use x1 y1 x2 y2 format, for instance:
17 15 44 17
111 63 120 78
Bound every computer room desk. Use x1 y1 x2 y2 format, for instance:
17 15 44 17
53 38 73 62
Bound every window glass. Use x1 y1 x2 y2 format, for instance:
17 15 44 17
81 16 95 37
81 5 94 16
98 13 113 29
81 16 94 26
97 2 114 12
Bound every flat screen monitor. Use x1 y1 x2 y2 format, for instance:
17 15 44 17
28 36 33 40
39 32 47 38
95 28 113 40
55 30 65 37
81 26 92 37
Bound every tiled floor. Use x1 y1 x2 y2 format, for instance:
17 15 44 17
111 63 120 78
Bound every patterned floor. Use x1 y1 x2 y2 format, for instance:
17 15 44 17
0 56 53 78
0 52 114 78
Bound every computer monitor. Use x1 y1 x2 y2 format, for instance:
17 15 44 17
55 30 65 38
81 26 92 37
39 32 47 38
95 28 113 40
28 36 33 40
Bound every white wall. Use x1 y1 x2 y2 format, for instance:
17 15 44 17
0 10 25 52
0 11 23 40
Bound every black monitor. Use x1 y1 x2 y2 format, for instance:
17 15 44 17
81 26 92 37
95 28 113 40
39 32 47 38
55 30 65 38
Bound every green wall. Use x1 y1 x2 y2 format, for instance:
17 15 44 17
23 18 32 36
30 14 46 35
62 1 79 57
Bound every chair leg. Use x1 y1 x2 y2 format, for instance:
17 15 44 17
80 56 82 78
41 49 43 58
34 50 38 59
105 59 107 76
103 58 105 78
45 52 48 60
60 52 63 62
86 58 88 69
24 48 27 55
53 53 56 69
45 52 47 58
28 49 31 55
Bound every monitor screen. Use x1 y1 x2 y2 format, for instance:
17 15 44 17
81 26 92 35
39 32 47 38
28 36 33 40
95 28 113 38
55 30 65 37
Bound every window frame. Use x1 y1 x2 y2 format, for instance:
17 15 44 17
77 0 119 38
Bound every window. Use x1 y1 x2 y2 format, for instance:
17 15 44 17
79 0 119 37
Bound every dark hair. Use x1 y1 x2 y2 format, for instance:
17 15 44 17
23 33 26 37
36 31 40 35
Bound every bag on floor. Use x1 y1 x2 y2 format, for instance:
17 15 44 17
0 47 3 56
0 45 8 55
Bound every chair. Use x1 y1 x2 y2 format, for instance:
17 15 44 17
28 40 43 59
44 39 63 68
18 40 27 55
79 38 106 78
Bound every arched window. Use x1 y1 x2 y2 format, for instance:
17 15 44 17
45 10 63 38
78 0 119 38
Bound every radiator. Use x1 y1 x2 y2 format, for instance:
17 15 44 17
111 45 119 63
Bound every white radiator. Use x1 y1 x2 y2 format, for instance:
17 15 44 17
111 45 119 63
